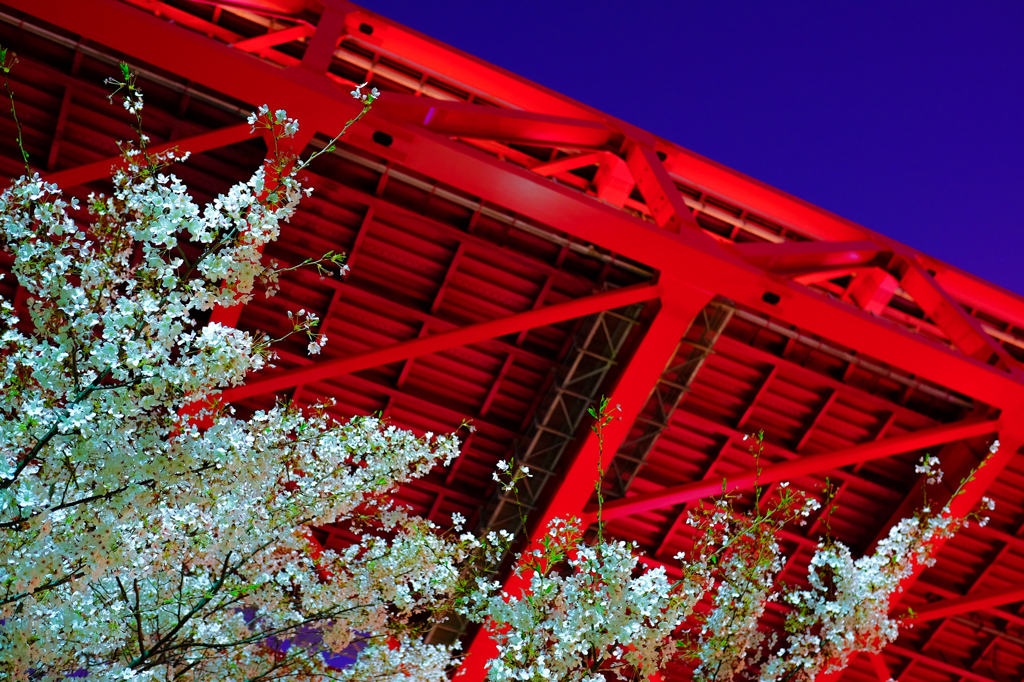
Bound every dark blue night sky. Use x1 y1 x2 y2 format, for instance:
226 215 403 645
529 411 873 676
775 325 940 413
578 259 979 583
370 1 1024 296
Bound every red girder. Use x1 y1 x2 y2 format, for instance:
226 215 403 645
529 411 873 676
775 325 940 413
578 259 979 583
336 9 608 120
626 144 700 236
732 239 885 273
478 355 514 419
374 94 618 148
868 654 890 682
47 84 74 173
301 3 348 72
44 122 254 188
219 283 662 402
589 417 1000 522
289 266 556 369
935 264 1024 338
360 128 1020 407
134 0 1024 341
886 644 997 682
230 24 314 53
530 152 604 177
457 285 712 682
662 140 1024 339
19 0 1024 412
845 267 901 315
661 148 870 245
531 151 636 207
522 288 712 542
916 578 1024 627
907 585 1024 623
192 0 308 18
900 261 1019 370
793 388 838 452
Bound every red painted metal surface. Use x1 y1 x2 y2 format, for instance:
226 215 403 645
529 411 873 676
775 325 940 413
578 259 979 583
19 0 1024 408
459 290 711 682
221 282 662 401
3 1 1024 680
593 416 1000 523
909 586 1024 623
44 121 254 187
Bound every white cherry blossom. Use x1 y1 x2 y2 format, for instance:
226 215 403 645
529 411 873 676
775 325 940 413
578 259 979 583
0 68 464 682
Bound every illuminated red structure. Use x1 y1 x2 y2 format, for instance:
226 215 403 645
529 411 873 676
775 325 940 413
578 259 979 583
2 1 1024 680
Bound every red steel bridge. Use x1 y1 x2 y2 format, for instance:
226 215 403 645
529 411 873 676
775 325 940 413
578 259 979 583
2 2 1024 681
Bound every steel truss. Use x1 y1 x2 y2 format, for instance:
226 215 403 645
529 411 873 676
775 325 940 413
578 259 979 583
605 301 735 499
481 299 643 535
424 298 643 646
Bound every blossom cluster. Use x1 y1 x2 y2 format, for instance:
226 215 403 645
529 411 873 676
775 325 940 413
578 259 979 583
460 432 995 682
0 75 466 681
757 439 1003 682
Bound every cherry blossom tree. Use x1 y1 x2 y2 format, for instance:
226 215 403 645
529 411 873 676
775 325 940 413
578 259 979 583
0 55 469 682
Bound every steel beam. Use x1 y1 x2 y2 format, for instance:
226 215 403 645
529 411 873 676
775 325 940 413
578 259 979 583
337 9 605 120
374 94 617 148
917 579 1024 628
522 287 712 542
626 143 707 243
794 388 837 452
17 0 1024 411
457 285 712 682
46 86 73 173
287 264 555 368
907 586 1024 623
845 267 901 315
355 122 1024 409
733 239 886 272
530 152 603 177
900 261 1020 371
300 2 347 72
934 265 1024 342
481 304 642 535
532 151 637 207
201 0 309 16
44 122 253 188
608 304 735 498
886 645 998 682
219 283 662 402
591 417 999 522
230 24 314 53
36 0 1024 345
867 653 890 682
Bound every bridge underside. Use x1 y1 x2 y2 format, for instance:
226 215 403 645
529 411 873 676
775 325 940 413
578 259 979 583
3 2 1024 680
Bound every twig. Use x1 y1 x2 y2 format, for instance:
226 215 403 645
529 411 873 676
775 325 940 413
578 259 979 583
0 46 30 174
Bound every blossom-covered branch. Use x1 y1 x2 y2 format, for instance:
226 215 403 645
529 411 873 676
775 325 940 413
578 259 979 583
459 425 995 682
0 57 468 682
